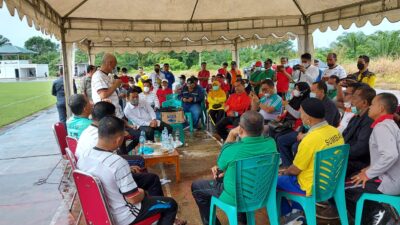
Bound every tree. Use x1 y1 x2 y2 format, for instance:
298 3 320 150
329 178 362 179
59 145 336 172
24 36 58 54
332 32 368 59
0 35 10 46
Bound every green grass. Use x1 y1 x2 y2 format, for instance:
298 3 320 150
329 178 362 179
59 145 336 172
0 81 56 127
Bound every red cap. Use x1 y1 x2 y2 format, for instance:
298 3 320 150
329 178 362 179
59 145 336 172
255 61 262 67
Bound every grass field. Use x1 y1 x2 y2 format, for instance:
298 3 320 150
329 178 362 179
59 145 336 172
0 81 56 127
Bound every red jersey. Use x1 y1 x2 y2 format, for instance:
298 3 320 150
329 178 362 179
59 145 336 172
276 67 293 93
197 70 210 88
156 88 173 105
225 92 251 116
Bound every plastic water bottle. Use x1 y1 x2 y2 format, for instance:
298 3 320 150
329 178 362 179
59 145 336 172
174 130 182 148
168 134 174 152
139 131 146 155
161 127 168 149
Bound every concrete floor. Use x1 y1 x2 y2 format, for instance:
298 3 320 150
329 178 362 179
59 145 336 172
0 107 343 225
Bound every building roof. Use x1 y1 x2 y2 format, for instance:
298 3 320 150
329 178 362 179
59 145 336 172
0 44 37 55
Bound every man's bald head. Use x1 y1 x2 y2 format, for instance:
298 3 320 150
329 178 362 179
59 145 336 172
101 53 117 73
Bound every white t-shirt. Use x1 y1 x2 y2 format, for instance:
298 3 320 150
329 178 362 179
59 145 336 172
91 70 123 118
149 72 165 90
292 65 320 85
77 148 141 225
323 65 347 79
139 91 160 109
75 125 98 159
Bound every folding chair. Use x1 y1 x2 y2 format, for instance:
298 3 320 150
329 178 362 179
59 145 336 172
52 122 69 191
209 153 280 225
73 170 160 225
277 144 350 225
66 136 78 155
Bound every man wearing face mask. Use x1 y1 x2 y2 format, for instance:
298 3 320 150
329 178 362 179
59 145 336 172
326 75 340 100
91 53 124 118
162 63 175 89
156 79 173 106
173 75 186 94
192 111 277 225
125 87 172 142
251 79 283 124
292 53 320 85
347 55 376 88
310 81 340 127
149 64 165 91
179 77 205 129
276 57 293 99
139 79 160 110
322 53 347 80
337 82 363 132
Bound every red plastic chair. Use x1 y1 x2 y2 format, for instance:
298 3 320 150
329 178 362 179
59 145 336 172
66 136 78 156
73 170 160 225
53 122 68 157
65 148 78 212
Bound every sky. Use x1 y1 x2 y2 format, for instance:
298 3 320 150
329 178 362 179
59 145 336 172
1 4 400 49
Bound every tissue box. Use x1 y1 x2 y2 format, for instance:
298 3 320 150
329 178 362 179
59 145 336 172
160 109 185 124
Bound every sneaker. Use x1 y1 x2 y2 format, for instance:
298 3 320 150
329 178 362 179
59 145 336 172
316 205 339 220
370 210 391 225
283 211 305 225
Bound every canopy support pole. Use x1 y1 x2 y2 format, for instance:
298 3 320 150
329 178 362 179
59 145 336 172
297 16 314 56
87 40 95 65
60 23 75 117
231 39 240 68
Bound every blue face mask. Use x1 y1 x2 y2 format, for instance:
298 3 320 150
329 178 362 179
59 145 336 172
351 106 359 114
303 124 311 130
212 86 219 91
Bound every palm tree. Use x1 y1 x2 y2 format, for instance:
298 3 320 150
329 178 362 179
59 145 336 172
0 35 10 46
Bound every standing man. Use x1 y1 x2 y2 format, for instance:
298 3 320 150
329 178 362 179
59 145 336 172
149 64 165 91
162 63 175 89
347 55 376 88
292 53 320 85
91 53 124 118
198 62 210 89
80 65 96 103
322 53 347 80
250 59 275 95
276 57 293 99
52 68 77 126
229 61 242 86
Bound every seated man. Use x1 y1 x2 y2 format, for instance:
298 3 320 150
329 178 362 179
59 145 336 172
156 79 173 106
66 94 92 139
215 80 251 140
191 111 277 225
139 79 160 110
346 93 400 225
179 77 205 128
326 75 340 100
278 98 344 224
251 79 283 123
77 116 182 225
76 101 164 197
125 87 172 142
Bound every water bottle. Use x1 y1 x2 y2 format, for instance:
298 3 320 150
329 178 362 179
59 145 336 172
174 130 182 148
161 127 168 149
139 130 146 155
168 134 174 152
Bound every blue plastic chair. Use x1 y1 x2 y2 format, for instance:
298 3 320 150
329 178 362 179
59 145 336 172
355 194 400 225
162 99 194 134
166 93 179 101
209 153 280 225
277 144 350 225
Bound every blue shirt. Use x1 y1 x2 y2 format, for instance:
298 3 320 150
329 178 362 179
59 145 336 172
178 85 205 107
66 116 92 139
162 71 175 89
259 93 282 121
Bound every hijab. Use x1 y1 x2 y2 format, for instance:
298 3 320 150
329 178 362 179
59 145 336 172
289 82 310 110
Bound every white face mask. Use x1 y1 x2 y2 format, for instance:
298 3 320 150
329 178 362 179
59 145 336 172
293 89 301 97
302 63 310 68
143 87 150 93
264 93 271 98
344 102 352 108
283 63 289 67
326 83 335 91
309 92 317 98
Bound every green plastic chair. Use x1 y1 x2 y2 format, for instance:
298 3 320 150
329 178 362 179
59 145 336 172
277 144 350 225
166 93 179 101
355 194 400 225
209 153 280 225
162 99 194 134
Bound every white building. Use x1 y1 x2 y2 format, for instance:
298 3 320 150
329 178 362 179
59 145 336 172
0 60 49 79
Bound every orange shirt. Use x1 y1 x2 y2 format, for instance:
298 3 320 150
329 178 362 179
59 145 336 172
230 69 242 85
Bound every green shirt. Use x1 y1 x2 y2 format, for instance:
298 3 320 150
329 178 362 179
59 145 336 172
327 89 337 100
217 136 277 205
66 116 92 139
250 69 275 94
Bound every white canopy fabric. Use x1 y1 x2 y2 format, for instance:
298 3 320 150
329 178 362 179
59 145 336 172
2 0 400 54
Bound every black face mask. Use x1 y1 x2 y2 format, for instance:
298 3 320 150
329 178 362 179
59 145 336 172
327 63 335 68
155 68 160 73
357 63 365 71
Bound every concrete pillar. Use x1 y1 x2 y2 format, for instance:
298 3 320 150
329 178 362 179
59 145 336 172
89 54 96 65
231 40 240 68
297 33 314 56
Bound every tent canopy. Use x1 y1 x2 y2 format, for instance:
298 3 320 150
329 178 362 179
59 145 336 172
1 0 400 53
0 43 37 55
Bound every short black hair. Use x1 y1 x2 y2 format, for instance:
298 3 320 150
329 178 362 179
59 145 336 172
301 53 312 60
68 94 88 115
231 61 237 65
143 79 152 85
328 53 337 59
235 79 245 86
264 58 273 64
261 79 275 88
313 81 327 94
314 59 319 63
128 86 142 95
164 63 169 66
359 55 370 63
86 65 95 73
98 116 125 139
154 64 160 67
121 67 128 73
92 102 116 121
201 62 207 65
239 111 264 137
377 93 398 114
347 82 364 93
222 62 228 66
355 85 376 105
329 75 340 84
281 57 289 61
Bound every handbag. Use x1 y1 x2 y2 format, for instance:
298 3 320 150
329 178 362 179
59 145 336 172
268 119 293 133
212 104 222 109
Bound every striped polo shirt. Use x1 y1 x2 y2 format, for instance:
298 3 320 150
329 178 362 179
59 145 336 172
259 93 283 121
